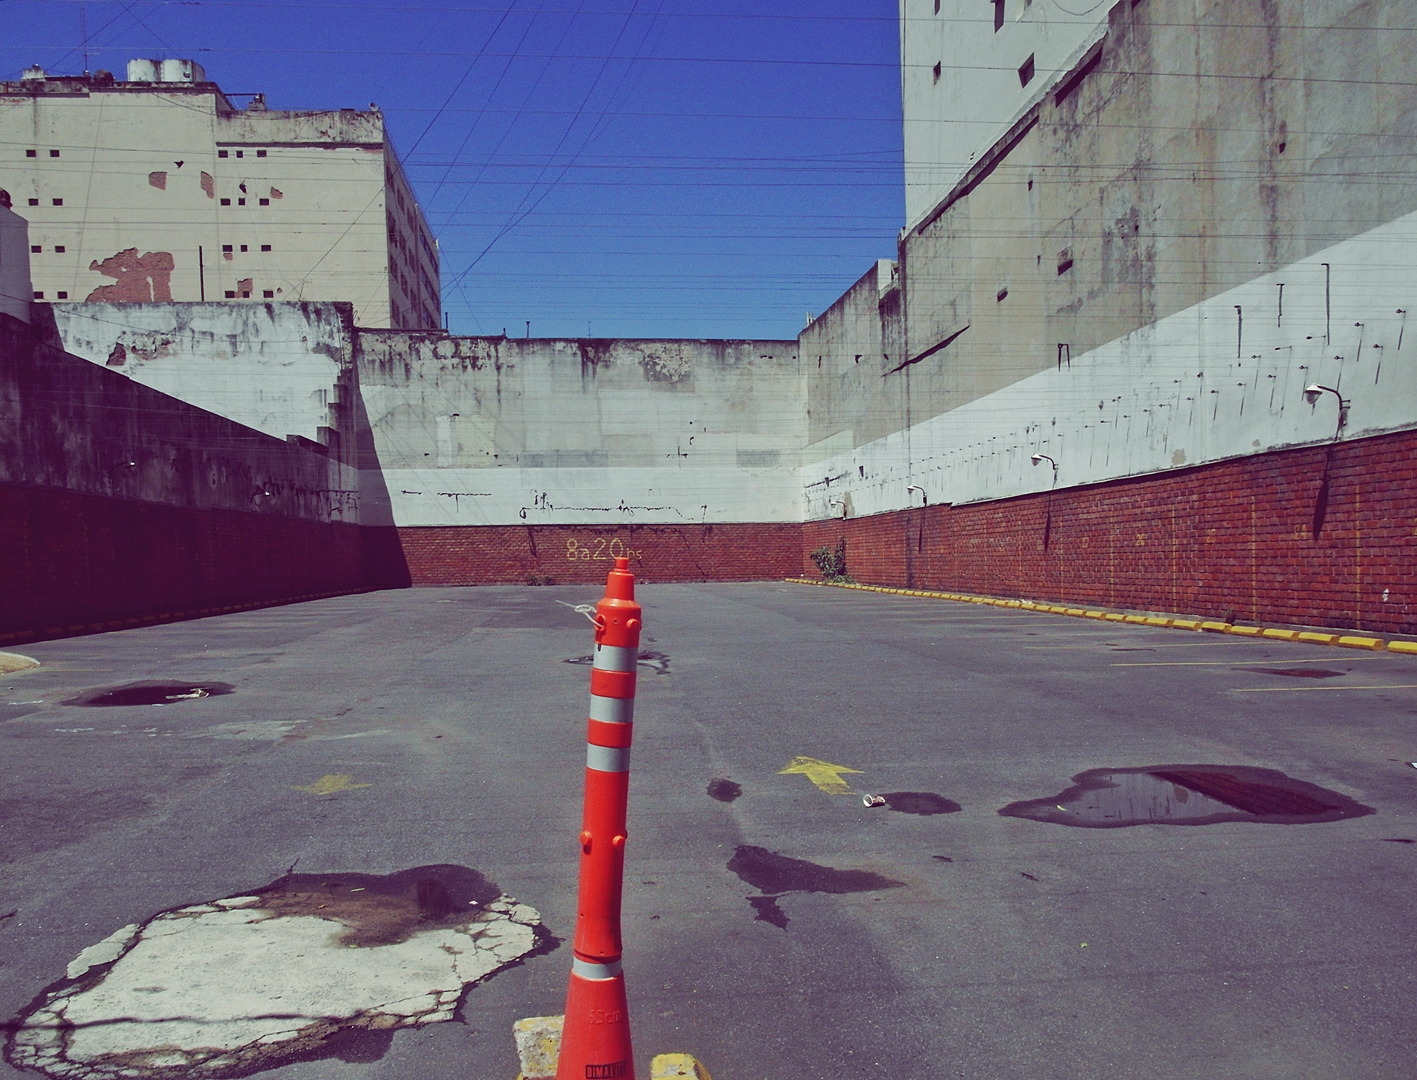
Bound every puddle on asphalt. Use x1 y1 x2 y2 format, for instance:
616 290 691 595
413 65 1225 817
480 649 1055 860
878 792 961 816
64 682 235 707
1235 667 1346 679
707 778 742 803
562 650 670 674
6 864 555 1080
999 766 1374 827
726 845 903 930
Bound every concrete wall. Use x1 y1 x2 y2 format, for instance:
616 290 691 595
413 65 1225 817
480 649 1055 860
356 332 804 528
0 72 436 328
0 199 31 322
0 309 390 640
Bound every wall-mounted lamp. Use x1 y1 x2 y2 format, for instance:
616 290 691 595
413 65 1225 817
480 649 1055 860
1030 452 1058 479
109 460 137 477
828 498 847 520
906 484 927 507
1303 384 1349 430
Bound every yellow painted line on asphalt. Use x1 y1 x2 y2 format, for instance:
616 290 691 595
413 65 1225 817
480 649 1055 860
1111 658 1385 667
293 774 372 794
1233 684 1417 693
778 756 862 795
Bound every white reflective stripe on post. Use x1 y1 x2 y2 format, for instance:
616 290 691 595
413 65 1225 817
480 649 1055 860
588 694 634 724
592 644 638 672
586 744 630 772
572 957 622 980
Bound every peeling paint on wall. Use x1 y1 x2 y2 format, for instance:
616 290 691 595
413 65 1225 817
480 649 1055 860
147 171 166 190
199 171 214 199
85 249 174 303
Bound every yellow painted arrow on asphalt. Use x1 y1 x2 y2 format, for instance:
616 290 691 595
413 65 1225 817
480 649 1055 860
294 774 371 795
778 756 862 795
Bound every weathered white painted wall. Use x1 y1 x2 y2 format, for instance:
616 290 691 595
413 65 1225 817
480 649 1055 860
901 0 1109 230
805 211 1417 520
51 301 354 449
357 334 803 526
0 201 31 322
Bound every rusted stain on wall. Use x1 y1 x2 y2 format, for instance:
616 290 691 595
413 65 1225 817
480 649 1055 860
200 171 214 199
85 248 175 302
147 171 166 190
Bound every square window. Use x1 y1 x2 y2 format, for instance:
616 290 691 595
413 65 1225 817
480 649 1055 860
49 149 60 158
52 198 62 206
256 149 267 158
259 198 269 205
26 149 36 157
30 245 40 253
236 150 244 159
933 62 942 83
221 198 231 206
33 291 43 299
57 291 68 299
54 245 64 253
238 198 246 205
219 150 229 158
1019 53 1035 86
28 198 38 206
222 244 233 252
225 290 236 298
240 244 248 252
261 244 271 251
263 289 274 298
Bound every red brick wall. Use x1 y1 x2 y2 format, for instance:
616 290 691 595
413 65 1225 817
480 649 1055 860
0 481 373 642
803 429 1417 636
398 523 802 585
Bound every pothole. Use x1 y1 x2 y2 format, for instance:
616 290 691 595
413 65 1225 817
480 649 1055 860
726 845 903 931
1235 667 1346 679
5 865 554 1080
562 650 670 674
877 792 961 816
998 766 1375 827
63 682 235 707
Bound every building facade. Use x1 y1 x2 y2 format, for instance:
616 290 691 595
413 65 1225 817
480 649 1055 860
0 59 439 329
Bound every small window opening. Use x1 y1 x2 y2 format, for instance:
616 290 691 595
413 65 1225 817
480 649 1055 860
222 244 233 253
28 198 38 206
218 150 229 159
238 198 246 205
220 197 231 206
240 244 248 252
256 149 267 158
259 198 269 205
30 245 40 254
224 290 236 298
235 150 244 159
241 289 250 298
51 197 62 206
994 0 1005 31
934 0 941 10
56 291 68 299
54 244 64 253
1019 54 1035 86
1057 249 1074 275
261 244 272 251
26 149 36 158
33 291 43 299
49 149 60 158
263 289 274 298
933 62 942 83
996 286 1009 302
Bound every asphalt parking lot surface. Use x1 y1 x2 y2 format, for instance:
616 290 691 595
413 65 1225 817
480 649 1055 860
4 582 1417 1080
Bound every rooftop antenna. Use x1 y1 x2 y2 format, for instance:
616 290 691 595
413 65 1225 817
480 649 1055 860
81 2 89 74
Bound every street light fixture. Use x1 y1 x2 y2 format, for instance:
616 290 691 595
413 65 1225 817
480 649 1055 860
1303 384 1349 430
906 484 927 507
1030 453 1058 479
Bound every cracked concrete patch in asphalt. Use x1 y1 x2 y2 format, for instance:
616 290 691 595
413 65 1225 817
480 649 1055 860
6 865 552 1079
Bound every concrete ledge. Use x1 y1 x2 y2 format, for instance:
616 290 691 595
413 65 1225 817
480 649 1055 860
786 579 1417 657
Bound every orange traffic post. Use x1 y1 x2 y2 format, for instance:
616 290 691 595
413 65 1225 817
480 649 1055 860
558 556 641 1080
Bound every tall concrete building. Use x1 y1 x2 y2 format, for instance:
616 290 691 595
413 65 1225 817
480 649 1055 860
0 59 439 329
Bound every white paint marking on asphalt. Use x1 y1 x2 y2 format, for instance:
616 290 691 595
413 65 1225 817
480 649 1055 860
10 891 543 1079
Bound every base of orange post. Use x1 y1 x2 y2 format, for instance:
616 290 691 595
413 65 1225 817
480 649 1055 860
556 965 634 1080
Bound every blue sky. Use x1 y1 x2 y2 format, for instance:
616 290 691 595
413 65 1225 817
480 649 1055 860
3 0 905 339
